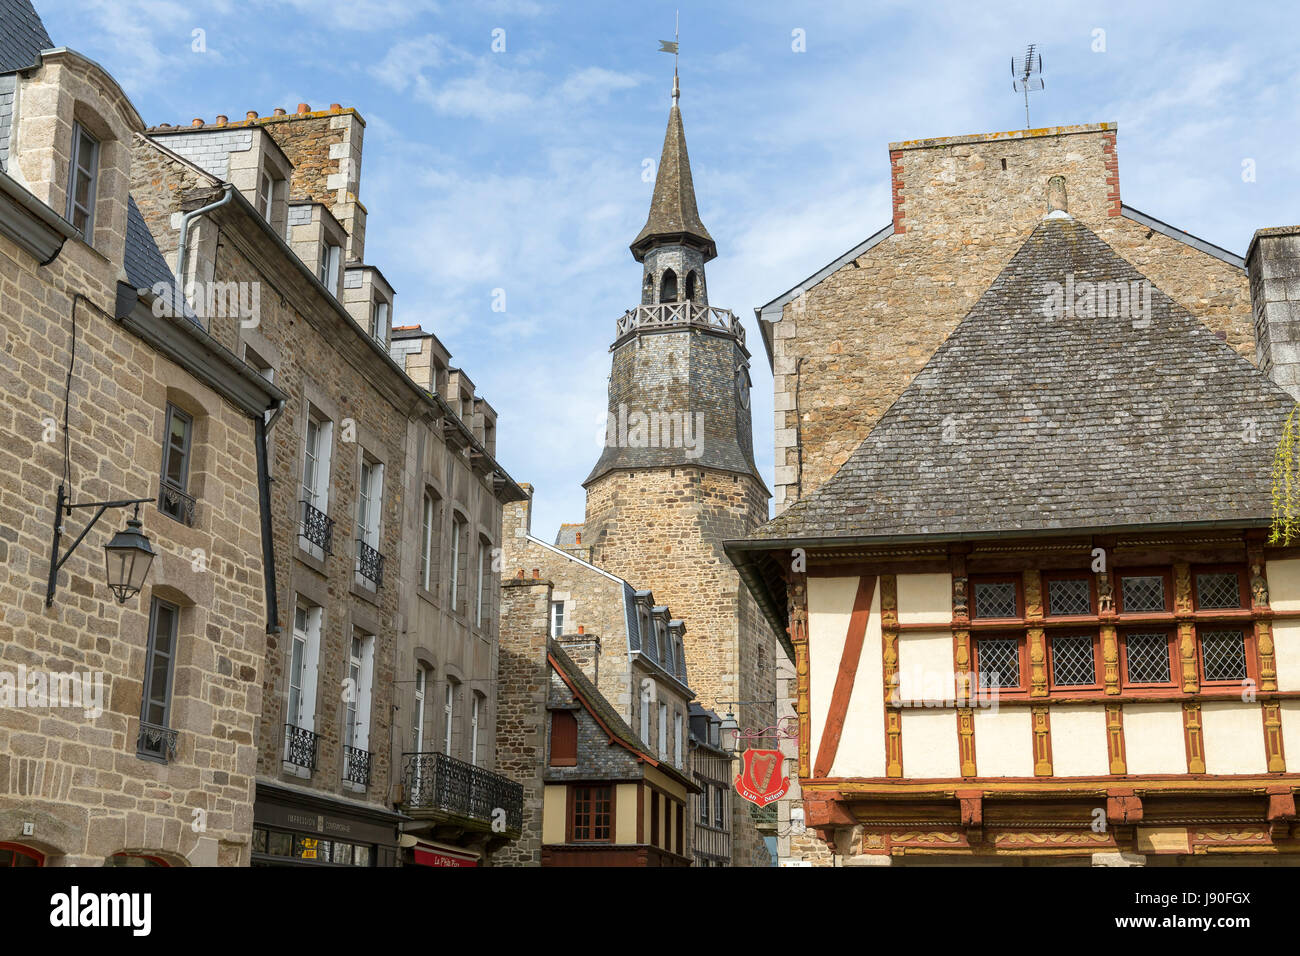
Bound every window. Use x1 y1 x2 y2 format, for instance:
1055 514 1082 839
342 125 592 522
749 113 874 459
685 270 698 301
714 786 725 828
551 601 565 638
651 790 661 846
655 618 668 665
0 843 44 867
570 785 612 843
660 269 678 303
287 603 321 735
443 682 456 755
355 459 384 588
975 637 1021 692
343 631 375 786
1119 573 1167 613
256 168 276 221
470 693 481 766
450 515 467 612
550 710 577 766
158 404 194 525
1122 631 1173 685
66 123 99 240
699 784 710 824
299 410 333 556
139 598 179 761
658 701 668 759
1199 628 1249 683
1195 570 1245 610
412 666 427 753
972 577 1018 619
1050 634 1097 687
1046 575 1093 616
639 689 651 746
420 491 438 591
319 243 341 290
476 538 491 628
372 300 390 345
674 711 683 766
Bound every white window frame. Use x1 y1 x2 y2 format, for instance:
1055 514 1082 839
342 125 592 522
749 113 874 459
470 694 481 766
658 701 668 760
285 602 322 776
420 492 436 591
412 667 427 753
355 458 384 588
372 299 390 345
319 242 341 291
66 123 99 240
450 515 465 612
300 410 333 559
256 168 276 221
443 682 456 755
551 600 565 638
674 711 682 766
476 540 490 628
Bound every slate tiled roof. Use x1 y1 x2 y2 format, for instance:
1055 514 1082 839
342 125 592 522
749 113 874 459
751 215 1296 543
630 104 715 262
0 0 51 74
554 523 583 548
124 195 199 326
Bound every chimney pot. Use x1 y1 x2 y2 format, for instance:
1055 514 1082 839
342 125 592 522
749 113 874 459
575 531 582 545
532 568 539 579
215 114 228 126
246 110 259 120
191 118 204 127
297 103 310 115
515 569 524 579
273 108 286 116
330 103 342 112
577 625 585 635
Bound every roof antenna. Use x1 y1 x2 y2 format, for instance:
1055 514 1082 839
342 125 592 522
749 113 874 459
1011 44 1044 129
659 10 680 106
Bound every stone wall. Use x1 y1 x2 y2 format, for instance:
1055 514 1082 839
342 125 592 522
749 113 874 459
585 465 775 866
0 222 265 868
492 578 552 867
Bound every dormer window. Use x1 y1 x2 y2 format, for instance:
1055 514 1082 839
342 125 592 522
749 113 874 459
372 299 390 345
256 169 282 223
66 123 100 240
319 243 341 291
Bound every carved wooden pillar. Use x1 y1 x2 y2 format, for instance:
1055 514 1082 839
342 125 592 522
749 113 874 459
1174 563 1198 693
1031 706 1052 776
1263 702 1287 773
958 707 976 777
788 576 810 779
1098 568 1119 693
1024 570 1047 697
1183 701 1206 773
952 554 971 705
880 575 903 777
1250 548 1278 692
1105 703 1127 774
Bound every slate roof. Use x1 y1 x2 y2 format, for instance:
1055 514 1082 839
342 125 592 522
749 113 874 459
548 639 696 789
630 103 715 262
0 0 51 74
554 523 583 548
749 215 1296 543
124 194 199 326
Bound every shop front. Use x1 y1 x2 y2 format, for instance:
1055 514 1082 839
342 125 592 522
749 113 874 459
253 781 405 867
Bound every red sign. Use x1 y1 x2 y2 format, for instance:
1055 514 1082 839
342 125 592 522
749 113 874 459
412 847 478 867
734 748 789 807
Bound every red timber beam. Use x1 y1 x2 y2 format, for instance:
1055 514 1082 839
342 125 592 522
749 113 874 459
812 575 876 779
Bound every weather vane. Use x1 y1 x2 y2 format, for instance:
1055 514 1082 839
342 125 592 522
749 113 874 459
659 10 679 105
1011 43 1044 129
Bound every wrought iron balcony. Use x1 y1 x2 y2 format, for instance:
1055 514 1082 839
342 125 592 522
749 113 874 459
137 721 178 761
299 499 334 554
402 752 523 835
284 723 319 771
355 539 384 588
613 301 746 350
158 476 196 527
343 745 372 788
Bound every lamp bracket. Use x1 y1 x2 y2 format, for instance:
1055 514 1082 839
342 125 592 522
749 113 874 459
46 483 153 608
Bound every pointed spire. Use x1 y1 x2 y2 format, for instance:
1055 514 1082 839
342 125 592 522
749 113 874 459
630 102 716 263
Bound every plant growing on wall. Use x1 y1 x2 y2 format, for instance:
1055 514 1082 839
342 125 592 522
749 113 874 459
1271 404 1300 544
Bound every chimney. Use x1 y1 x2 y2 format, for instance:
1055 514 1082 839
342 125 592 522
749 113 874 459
215 114 228 126
246 111 258 121
1248 226 1300 400
191 118 204 127
297 102 311 115
273 108 286 116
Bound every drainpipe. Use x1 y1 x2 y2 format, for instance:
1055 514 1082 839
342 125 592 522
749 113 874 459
174 183 235 307
255 408 282 635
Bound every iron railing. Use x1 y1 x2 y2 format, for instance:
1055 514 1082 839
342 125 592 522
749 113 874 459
613 302 745 349
343 746 372 788
402 751 523 834
137 721 178 760
158 476 196 526
284 723 319 771
355 539 384 588
300 499 334 554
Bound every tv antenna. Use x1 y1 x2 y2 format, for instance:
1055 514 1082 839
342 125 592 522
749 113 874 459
1011 44 1044 129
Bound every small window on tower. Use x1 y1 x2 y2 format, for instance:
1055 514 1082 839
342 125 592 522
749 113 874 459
685 270 698 301
660 269 678 303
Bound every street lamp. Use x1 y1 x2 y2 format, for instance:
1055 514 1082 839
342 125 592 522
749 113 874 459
719 712 740 754
46 485 155 608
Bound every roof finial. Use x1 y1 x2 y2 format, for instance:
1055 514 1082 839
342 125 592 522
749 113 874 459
659 11 680 107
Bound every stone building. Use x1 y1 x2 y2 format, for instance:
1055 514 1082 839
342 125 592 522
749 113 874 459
580 80 777 866
495 484 699 865
495 572 698 866
688 703 733 866
731 121 1300 865
0 0 285 866
129 104 525 866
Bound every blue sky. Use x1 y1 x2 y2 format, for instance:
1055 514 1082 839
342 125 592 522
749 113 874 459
38 0 1300 541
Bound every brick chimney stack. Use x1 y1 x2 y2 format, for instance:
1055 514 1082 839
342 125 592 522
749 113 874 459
1247 226 1300 400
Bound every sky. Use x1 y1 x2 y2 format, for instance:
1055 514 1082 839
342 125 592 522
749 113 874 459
36 0 1300 541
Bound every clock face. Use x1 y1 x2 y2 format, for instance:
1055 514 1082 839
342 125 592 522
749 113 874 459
736 365 751 409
